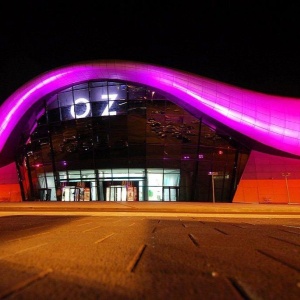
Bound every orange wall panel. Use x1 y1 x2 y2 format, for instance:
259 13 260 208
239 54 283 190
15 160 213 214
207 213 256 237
233 179 300 204
233 151 300 204
0 184 22 202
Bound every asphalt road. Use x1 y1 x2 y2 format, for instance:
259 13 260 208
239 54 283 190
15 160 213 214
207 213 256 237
0 202 299 299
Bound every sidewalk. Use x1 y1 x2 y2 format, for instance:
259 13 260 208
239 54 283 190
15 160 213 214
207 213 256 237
0 201 299 215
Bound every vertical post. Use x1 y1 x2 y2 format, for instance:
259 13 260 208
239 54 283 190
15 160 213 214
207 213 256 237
209 171 218 203
212 174 215 203
282 173 291 204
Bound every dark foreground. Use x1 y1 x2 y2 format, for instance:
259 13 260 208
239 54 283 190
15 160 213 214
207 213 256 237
0 202 299 299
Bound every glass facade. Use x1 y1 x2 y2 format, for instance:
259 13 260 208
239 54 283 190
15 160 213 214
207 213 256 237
16 81 249 202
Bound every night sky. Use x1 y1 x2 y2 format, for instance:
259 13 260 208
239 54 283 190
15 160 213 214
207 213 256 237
1 1 300 103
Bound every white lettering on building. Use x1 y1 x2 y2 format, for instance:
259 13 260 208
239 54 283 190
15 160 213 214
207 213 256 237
70 94 118 119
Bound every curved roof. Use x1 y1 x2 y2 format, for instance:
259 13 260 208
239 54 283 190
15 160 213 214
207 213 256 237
1 60 300 166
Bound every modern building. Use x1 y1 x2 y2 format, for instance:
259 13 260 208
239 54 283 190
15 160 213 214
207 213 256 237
0 60 299 203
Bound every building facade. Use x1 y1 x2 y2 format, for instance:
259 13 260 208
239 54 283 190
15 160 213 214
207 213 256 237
0 60 299 203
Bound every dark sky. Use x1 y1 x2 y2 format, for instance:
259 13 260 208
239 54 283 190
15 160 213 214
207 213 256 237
1 1 300 102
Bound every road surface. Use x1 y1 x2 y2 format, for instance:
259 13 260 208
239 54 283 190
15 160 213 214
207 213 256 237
0 202 299 299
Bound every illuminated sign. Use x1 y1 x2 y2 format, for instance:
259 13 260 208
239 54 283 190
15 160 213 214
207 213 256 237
70 98 90 119
70 94 118 119
101 94 117 116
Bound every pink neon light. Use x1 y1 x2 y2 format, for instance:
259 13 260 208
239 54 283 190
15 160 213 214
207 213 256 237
0 60 300 165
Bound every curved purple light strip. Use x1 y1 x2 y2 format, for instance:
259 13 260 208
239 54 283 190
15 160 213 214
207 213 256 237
1 60 300 157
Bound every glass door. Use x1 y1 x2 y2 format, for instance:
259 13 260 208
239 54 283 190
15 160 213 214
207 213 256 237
163 186 179 201
106 185 127 201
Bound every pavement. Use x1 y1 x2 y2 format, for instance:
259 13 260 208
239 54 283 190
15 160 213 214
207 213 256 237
0 201 300 217
0 201 300 299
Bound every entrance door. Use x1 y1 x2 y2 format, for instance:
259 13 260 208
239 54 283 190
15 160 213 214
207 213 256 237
163 186 179 201
62 186 82 201
106 185 127 201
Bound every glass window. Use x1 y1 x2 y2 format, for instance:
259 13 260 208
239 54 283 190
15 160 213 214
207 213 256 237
128 85 146 100
61 106 73 121
74 88 89 102
108 83 127 100
113 100 128 115
90 86 107 103
147 172 163 201
99 169 113 179
73 83 88 90
163 172 180 186
58 90 73 108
